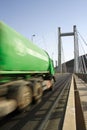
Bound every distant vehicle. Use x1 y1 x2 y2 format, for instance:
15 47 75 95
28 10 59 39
0 22 55 117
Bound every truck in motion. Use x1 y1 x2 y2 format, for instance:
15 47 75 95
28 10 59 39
0 22 55 117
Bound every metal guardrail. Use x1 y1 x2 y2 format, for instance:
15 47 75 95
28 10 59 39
75 73 87 83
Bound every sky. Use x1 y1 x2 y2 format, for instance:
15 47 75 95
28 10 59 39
0 0 87 66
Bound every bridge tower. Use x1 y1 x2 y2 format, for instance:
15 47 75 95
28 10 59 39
58 25 79 73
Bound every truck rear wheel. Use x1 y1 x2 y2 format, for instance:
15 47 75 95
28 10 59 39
17 85 32 109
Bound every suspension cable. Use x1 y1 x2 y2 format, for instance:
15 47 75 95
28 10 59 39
78 36 87 73
77 30 87 46
82 55 87 73
79 56 84 73
61 42 67 72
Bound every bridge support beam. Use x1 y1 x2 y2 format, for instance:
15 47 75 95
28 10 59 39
73 26 79 73
58 27 62 73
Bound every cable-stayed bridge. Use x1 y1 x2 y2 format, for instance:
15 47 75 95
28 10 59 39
56 25 87 75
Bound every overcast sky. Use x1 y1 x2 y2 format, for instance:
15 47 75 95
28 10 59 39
0 0 87 65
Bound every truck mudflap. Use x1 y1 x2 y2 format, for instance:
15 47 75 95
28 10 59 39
42 79 55 91
0 99 17 117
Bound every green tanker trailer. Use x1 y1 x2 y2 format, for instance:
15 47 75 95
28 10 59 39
0 22 55 117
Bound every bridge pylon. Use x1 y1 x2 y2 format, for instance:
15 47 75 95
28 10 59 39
58 25 79 73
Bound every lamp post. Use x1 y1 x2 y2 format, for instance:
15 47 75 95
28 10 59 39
31 34 35 42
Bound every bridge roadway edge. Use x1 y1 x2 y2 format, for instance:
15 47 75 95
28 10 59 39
63 74 76 130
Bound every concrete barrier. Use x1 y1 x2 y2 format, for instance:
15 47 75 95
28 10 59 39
63 75 76 130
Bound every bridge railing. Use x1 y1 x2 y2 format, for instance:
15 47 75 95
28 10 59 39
75 73 87 83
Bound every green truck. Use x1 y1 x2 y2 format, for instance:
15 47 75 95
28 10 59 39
0 22 55 117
